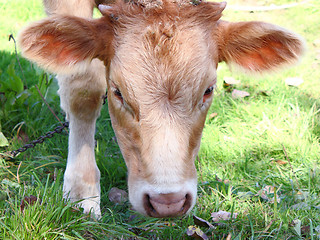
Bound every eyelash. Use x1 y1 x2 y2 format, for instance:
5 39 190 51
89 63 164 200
203 85 214 103
204 85 214 96
113 88 123 103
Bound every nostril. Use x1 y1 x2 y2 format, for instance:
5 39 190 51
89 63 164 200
143 194 156 215
184 193 192 212
143 193 192 218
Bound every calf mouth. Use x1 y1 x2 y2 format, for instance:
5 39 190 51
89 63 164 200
143 193 192 218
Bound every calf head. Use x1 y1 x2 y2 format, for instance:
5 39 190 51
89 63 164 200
19 0 304 217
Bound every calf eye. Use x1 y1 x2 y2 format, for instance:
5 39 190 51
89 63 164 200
114 88 123 102
202 85 214 103
204 86 214 96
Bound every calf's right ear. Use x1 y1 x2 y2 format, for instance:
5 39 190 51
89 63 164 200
18 15 113 74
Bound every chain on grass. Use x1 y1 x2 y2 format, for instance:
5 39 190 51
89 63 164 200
6 34 109 158
10 122 70 158
8 92 108 158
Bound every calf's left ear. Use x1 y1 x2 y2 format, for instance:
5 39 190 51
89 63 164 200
215 20 305 73
18 16 113 74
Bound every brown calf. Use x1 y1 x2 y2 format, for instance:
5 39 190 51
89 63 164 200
18 0 304 218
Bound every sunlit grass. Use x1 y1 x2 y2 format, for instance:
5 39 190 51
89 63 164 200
0 0 45 53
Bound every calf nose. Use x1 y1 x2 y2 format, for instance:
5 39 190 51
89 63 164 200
143 192 192 218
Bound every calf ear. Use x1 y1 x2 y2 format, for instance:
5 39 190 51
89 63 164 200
18 16 113 74
216 20 305 73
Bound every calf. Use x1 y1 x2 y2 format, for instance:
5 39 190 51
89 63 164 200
18 0 304 218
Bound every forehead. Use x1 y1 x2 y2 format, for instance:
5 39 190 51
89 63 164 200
110 16 216 94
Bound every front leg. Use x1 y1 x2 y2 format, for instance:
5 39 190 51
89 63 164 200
63 114 101 218
57 59 106 219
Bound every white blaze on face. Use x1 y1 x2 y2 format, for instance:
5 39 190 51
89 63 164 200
126 112 198 216
146 121 186 187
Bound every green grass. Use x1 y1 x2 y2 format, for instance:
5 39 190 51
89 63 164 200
0 0 45 53
1 0 320 239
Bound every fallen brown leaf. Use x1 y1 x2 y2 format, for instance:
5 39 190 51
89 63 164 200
108 187 128 204
224 77 241 85
20 195 41 212
16 130 30 144
301 225 310 237
256 185 280 203
208 112 218 120
193 215 216 229
186 225 208 240
285 77 304 87
257 90 270 97
215 175 230 184
231 89 250 99
275 159 287 165
211 210 238 222
271 158 287 165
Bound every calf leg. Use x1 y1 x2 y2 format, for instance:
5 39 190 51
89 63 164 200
57 59 106 218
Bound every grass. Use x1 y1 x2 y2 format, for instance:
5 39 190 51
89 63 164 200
0 0 44 53
1 0 320 239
